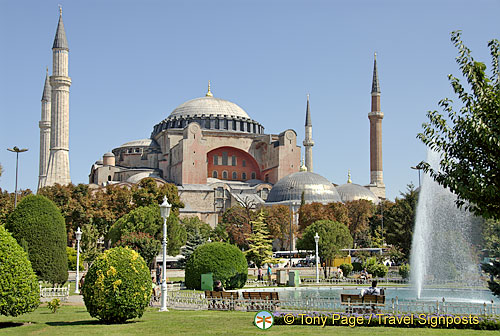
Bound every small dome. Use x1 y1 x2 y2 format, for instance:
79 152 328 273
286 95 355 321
336 183 379 204
170 96 250 119
103 152 115 157
267 171 342 204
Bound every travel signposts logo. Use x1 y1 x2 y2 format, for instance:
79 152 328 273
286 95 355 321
254 310 274 330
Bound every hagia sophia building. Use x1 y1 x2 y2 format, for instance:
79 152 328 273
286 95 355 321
38 10 385 228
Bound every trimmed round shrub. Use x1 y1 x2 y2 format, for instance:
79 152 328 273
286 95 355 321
0 225 40 316
185 242 247 290
352 262 363 272
399 263 410 279
82 247 151 323
339 263 353 276
5 195 68 284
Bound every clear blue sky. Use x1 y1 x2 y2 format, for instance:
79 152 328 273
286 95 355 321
0 0 498 200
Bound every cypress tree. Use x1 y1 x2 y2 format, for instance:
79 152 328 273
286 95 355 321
5 195 68 284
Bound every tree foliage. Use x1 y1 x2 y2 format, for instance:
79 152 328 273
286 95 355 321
384 185 418 262
178 229 206 269
66 246 84 271
417 31 500 220
298 202 350 232
166 214 187 256
220 205 254 249
0 225 40 317
108 205 162 246
181 217 212 241
296 220 353 264
245 211 275 267
115 232 161 268
5 195 68 284
0 188 32 225
263 204 296 250
345 200 375 246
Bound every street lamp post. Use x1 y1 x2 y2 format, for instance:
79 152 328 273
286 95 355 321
411 166 422 189
75 227 82 294
159 196 171 312
314 233 320 284
7 146 28 207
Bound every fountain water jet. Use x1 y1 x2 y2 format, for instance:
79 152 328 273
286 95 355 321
410 150 485 301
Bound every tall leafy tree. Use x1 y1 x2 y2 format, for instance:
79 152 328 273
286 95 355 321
384 185 418 262
263 204 296 250
245 211 274 267
107 205 162 245
0 188 32 224
345 199 375 246
220 205 254 249
417 31 500 220
296 220 353 266
115 232 161 268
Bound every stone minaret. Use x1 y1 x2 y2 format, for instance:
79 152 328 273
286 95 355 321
44 8 72 187
303 94 314 172
38 68 51 190
368 53 385 198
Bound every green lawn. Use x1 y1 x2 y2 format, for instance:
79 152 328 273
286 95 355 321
0 306 497 336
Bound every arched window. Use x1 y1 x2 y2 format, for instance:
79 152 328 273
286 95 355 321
242 172 247 180
231 155 237 166
242 160 246 167
108 175 112 181
251 172 256 180
222 171 228 179
212 170 218 178
232 172 237 180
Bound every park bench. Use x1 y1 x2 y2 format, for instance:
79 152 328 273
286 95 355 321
204 291 238 310
341 293 385 314
242 291 280 311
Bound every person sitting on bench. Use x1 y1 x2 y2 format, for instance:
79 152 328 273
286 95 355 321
361 280 380 296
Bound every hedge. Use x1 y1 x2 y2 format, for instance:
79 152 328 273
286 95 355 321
5 195 68 284
82 247 151 323
185 242 247 290
0 225 39 316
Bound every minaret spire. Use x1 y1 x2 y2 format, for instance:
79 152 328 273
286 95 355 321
44 8 72 187
371 52 380 93
38 69 52 190
368 52 385 199
303 94 314 172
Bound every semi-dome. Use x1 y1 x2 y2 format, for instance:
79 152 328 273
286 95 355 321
170 96 250 119
336 182 379 204
266 171 342 204
120 139 155 148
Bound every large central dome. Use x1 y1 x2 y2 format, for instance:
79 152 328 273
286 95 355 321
151 86 264 137
170 96 250 119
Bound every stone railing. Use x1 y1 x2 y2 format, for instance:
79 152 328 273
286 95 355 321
151 290 499 315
